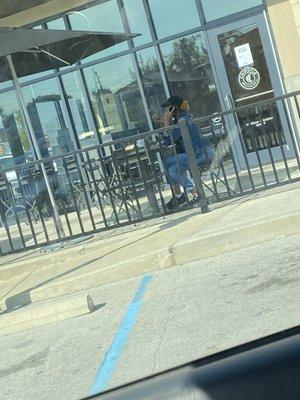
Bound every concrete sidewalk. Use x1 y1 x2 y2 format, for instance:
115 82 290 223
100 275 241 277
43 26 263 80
1 182 299 313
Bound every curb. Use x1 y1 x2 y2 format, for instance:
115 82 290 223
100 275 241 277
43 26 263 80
0 293 94 337
30 248 173 303
29 213 300 303
171 212 300 265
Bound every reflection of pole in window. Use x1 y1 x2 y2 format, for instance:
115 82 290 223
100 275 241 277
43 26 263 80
76 98 89 132
93 70 109 129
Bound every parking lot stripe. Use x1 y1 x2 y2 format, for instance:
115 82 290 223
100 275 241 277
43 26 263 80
89 274 153 396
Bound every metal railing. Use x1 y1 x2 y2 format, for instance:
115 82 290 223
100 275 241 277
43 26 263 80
0 90 299 254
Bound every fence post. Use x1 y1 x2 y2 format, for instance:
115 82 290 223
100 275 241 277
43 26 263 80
178 117 209 214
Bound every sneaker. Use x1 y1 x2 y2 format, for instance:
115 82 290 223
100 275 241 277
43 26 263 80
190 195 200 207
166 193 187 211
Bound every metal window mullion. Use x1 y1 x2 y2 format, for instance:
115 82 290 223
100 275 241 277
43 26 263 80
154 45 170 98
76 68 103 148
118 0 154 131
142 0 170 97
195 0 206 26
56 75 79 149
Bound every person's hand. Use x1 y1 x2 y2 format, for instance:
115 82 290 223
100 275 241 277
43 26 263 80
163 107 174 127
152 114 164 126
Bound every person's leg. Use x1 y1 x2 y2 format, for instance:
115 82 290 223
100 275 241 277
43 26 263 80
189 146 216 200
167 153 195 192
164 153 194 210
196 146 215 168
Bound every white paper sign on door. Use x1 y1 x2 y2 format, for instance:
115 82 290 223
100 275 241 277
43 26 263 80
234 43 254 68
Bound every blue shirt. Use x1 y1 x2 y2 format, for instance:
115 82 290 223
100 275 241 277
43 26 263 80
163 111 212 155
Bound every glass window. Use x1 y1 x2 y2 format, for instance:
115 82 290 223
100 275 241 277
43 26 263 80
68 0 128 62
84 55 149 142
46 18 66 30
201 0 262 22
160 33 221 118
0 91 31 168
122 0 152 46
61 72 98 149
21 79 75 158
0 58 13 91
137 47 167 129
149 0 201 38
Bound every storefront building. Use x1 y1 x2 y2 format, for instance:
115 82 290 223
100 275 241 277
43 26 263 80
0 0 299 171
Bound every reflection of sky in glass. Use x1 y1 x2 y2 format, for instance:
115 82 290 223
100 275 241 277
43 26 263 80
84 55 135 94
149 0 201 38
68 0 128 62
123 0 152 46
0 81 12 91
0 91 19 116
46 18 66 30
201 0 262 21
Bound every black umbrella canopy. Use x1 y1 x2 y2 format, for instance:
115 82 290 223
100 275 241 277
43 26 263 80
0 27 137 82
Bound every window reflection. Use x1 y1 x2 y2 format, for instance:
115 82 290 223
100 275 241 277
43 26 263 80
0 91 31 168
122 0 152 46
160 33 221 118
46 18 66 30
61 72 98 149
201 0 262 22
84 55 149 143
22 79 74 158
68 0 128 62
137 47 166 129
149 0 200 38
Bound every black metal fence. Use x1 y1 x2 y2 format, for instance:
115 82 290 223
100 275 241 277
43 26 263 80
0 91 299 254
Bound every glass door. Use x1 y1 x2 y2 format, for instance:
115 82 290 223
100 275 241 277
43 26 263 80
207 13 294 168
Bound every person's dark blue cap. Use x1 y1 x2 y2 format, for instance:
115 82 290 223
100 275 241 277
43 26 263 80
161 95 184 108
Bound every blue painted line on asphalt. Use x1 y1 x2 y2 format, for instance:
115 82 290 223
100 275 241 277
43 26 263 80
89 274 153 396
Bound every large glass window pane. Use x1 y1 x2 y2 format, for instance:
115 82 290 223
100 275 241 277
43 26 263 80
137 47 166 129
160 33 221 118
61 72 98 149
122 0 152 46
149 0 200 38
68 0 128 62
0 91 31 168
21 79 74 158
46 18 66 30
201 0 262 22
84 55 149 142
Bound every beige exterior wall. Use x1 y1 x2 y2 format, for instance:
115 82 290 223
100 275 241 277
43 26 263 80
0 0 92 27
267 0 300 92
267 0 300 142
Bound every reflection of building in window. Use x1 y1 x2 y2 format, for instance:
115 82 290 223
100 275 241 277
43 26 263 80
92 70 123 135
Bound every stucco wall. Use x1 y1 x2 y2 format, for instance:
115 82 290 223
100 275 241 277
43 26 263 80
267 0 300 92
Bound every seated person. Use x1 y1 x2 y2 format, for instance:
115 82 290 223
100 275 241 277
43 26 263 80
158 95 214 211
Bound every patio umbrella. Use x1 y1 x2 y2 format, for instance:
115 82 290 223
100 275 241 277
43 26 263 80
0 27 137 238
0 28 135 82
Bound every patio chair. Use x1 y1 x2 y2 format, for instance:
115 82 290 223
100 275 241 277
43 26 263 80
198 158 236 203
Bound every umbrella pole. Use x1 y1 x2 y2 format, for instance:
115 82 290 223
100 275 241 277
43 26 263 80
7 55 66 239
